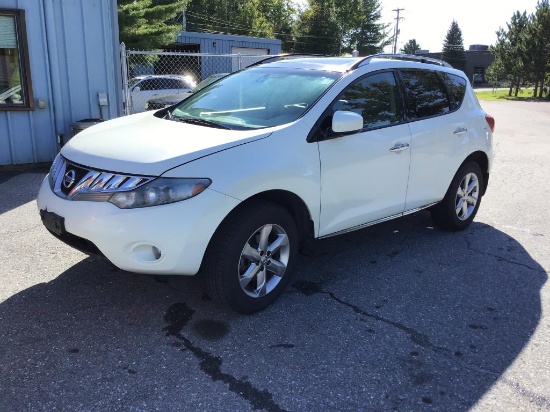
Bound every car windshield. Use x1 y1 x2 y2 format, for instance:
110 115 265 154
191 74 227 93
171 68 340 130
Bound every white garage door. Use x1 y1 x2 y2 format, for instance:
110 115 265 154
231 47 269 71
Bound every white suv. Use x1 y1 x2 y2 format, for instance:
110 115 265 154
38 55 495 313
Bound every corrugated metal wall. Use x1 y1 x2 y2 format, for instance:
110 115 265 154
176 32 282 55
0 0 122 166
175 32 282 85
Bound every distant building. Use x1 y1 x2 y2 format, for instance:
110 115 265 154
416 45 494 85
170 32 282 81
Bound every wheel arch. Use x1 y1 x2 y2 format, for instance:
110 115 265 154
462 151 489 195
243 190 314 242
199 189 315 273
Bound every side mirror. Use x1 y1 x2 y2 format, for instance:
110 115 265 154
132 86 141 93
332 110 363 134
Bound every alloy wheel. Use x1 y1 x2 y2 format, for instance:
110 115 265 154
238 224 290 298
455 172 479 221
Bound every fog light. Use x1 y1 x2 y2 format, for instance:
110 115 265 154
131 244 163 262
152 246 162 260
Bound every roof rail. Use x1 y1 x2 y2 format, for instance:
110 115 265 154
351 53 453 70
246 53 328 68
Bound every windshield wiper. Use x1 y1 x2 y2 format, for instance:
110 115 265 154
172 116 232 130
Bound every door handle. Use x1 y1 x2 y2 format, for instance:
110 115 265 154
389 143 410 152
453 127 468 135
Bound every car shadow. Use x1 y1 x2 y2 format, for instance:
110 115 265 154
0 212 546 411
0 170 47 215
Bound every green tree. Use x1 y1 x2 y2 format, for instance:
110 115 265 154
489 29 514 93
185 0 265 36
256 0 297 51
118 0 189 50
400 39 421 54
294 0 340 54
350 0 391 55
524 0 550 97
485 57 507 89
442 20 466 72
295 0 389 55
490 11 529 96
184 0 296 50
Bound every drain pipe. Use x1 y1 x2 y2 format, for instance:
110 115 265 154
120 42 131 116
43 0 67 150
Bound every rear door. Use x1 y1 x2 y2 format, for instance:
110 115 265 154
400 69 470 211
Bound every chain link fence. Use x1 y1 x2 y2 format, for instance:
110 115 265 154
121 44 271 115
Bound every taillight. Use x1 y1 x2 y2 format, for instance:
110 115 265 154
485 114 495 133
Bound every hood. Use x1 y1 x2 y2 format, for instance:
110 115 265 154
61 111 271 176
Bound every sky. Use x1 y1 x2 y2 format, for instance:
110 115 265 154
378 0 541 52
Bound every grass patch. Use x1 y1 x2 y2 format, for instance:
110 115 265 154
475 88 547 101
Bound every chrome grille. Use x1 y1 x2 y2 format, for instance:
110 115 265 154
49 155 155 201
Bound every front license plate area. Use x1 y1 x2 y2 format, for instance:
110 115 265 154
40 209 66 236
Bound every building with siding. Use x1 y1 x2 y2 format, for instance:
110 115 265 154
0 0 122 166
173 31 282 81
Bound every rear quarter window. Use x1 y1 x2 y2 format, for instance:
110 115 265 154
440 73 467 111
400 69 450 120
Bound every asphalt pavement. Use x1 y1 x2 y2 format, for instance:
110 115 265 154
0 100 549 411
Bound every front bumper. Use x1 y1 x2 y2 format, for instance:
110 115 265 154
37 176 240 275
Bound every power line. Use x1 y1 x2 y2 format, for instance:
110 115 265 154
186 12 340 42
187 11 253 32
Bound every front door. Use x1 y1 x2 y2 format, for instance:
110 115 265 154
318 71 411 237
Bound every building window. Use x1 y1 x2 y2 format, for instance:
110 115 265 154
473 67 485 83
0 9 33 110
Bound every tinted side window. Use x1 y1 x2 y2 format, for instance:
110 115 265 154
332 71 400 130
400 70 450 119
140 78 174 90
156 79 173 89
440 73 467 111
165 79 183 89
138 79 154 91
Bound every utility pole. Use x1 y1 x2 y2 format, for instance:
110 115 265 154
392 8 404 54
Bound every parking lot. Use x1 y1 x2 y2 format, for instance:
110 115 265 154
1 100 549 411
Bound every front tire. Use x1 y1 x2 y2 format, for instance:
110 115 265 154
431 161 484 231
203 201 299 314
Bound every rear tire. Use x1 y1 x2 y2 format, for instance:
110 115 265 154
431 161 484 231
203 200 299 314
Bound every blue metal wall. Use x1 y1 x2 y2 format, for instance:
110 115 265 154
176 31 281 80
175 32 282 79
176 32 282 55
0 0 122 166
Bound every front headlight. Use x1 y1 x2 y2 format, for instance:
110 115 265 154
108 178 211 209
48 153 64 188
